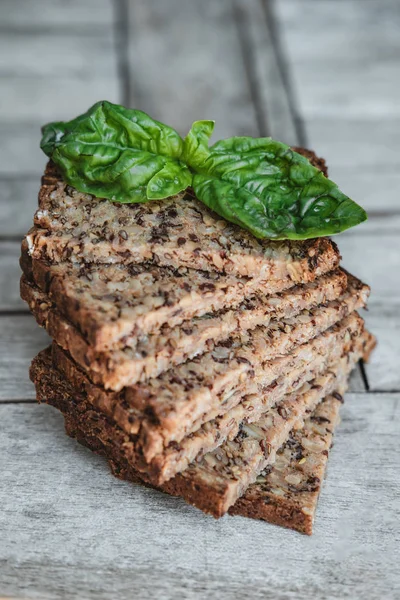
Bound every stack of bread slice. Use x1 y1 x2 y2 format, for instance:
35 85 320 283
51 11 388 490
21 150 375 534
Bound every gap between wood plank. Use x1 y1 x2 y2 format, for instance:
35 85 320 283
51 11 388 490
232 0 269 136
0 309 30 317
112 0 131 106
261 0 308 147
0 399 37 404
359 360 370 391
0 235 23 243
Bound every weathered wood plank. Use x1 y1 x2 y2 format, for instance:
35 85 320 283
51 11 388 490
0 32 117 78
339 231 400 303
305 118 400 170
233 0 299 145
0 316 50 401
0 243 26 311
0 395 398 599
275 0 400 199
0 79 119 123
275 0 400 64
127 0 258 139
339 230 400 391
0 123 47 176
286 62 400 120
276 0 400 119
0 0 114 29
0 177 39 237
0 0 119 180
327 168 400 213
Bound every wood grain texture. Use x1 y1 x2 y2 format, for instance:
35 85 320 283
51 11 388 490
0 0 114 29
0 243 27 311
339 230 400 304
0 177 39 237
233 0 299 145
0 316 50 401
276 0 400 119
275 0 400 208
275 0 400 64
325 169 400 213
0 32 118 78
0 396 398 599
126 0 258 139
305 118 400 170
0 0 119 180
0 123 47 176
0 79 119 123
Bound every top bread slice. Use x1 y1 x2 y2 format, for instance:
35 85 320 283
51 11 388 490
26 149 339 280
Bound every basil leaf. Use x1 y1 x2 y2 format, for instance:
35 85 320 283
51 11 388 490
41 101 192 203
183 120 367 239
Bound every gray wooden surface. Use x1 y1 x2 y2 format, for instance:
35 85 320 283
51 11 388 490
0 1 398 598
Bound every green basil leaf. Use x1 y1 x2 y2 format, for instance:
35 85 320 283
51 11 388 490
40 101 192 203
183 120 367 239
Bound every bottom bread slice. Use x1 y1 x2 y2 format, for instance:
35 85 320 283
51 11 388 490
31 332 374 533
31 330 373 518
110 392 342 535
229 393 345 534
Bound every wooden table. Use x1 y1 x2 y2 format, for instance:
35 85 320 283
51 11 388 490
1 1 399 598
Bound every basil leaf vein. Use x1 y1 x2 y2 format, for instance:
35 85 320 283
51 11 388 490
41 101 192 203
183 120 367 239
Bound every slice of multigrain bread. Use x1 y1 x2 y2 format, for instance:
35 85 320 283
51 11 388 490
21 240 341 349
115 393 344 535
21 269 350 388
44 317 358 485
26 148 336 279
50 312 366 462
32 350 348 534
228 394 345 534
230 328 376 533
30 330 374 520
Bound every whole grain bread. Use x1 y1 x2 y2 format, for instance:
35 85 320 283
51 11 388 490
228 393 343 534
51 312 366 462
21 269 349 389
32 350 350 535
21 240 341 349
30 330 373 518
49 316 360 485
32 316 367 489
27 149 337 279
